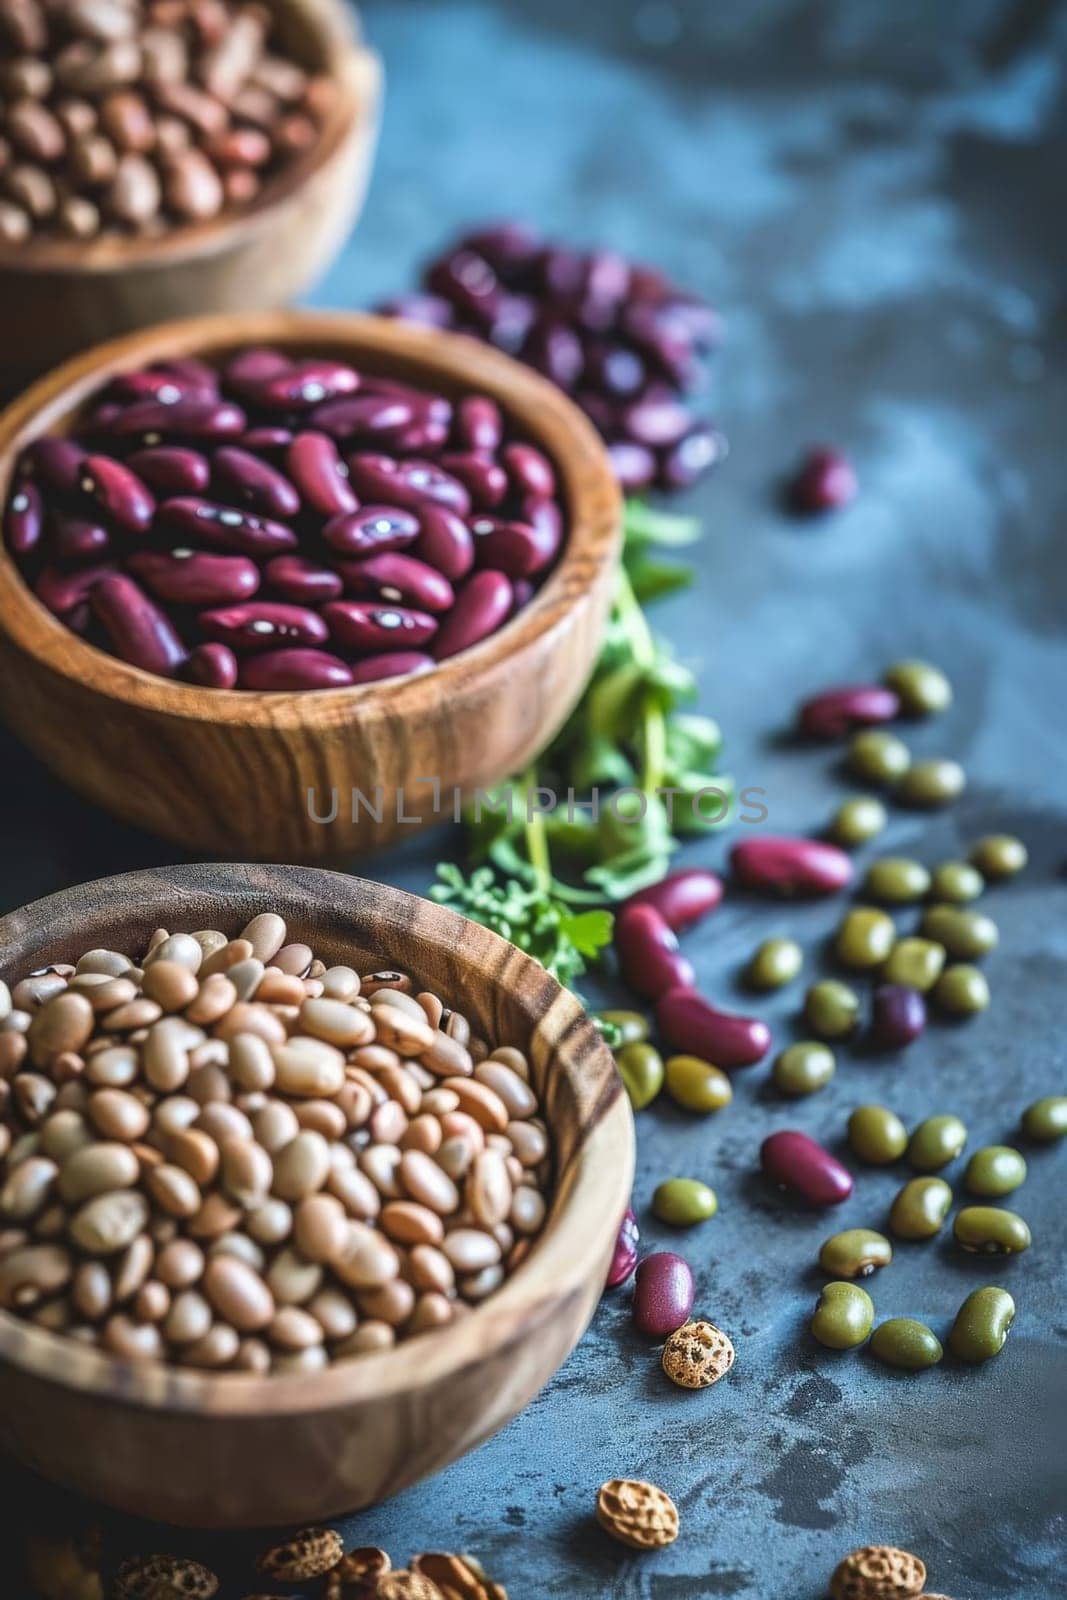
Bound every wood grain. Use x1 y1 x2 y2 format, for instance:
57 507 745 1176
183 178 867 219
0 0 382 395
0 311 623 862
0 864 634 1527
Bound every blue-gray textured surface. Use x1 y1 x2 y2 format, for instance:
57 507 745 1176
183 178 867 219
1 1 1066 1595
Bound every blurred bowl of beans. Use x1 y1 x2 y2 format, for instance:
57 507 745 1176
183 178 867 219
0 862 635 1524
0 309 623 859
0 0 382 393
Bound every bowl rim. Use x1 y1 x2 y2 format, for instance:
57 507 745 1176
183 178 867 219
0 310 622 730
0 864 635 1416
0 0 379 277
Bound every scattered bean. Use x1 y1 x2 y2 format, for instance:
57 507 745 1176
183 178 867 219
929 861 984 903
836 908 896 971
870 985 926 1049
883 659 952 716
953 1205 1031 1255
632 1251 694 1337
761 1130 853 1207
970 834 1027 880
615 1042 663 1111
811 1281 874 1349
922 905 998 960
652 1178 717 1227
869 1317 943 1370
772 1042 835 1097
848 1105 908 1165
964 1145 1027 1198
731 835 853 896
747 937 803 991
881 938 945 993
863 857 931 904
818 1229 892 1280
933 964 990 1017
889 1177 953 1240
829 795 888 848
656 991 771 1069
897 759 966 808
948 1286 1015 1363
1021 1096 1067 1142
908 1115 967 1171
847 729 911 785
664 1055 732 1113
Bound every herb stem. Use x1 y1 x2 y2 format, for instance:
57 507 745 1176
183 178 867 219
521 765 553 895
614 563 667 794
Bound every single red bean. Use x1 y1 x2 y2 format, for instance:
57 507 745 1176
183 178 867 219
656 987 771 1068
127 447 211 495
433 570 513 659
731 835 853 896
199 601 329 652
502 442 556 498
605 1207 639 1289
263 555 343 604
158 357 219 390
183 641 238 689
310 394 416 443
584 341 646 397
349 651 435 685
222 347 290 391
614 905 695 1001
632 1252 694 1337
621 394 693 448
4 481 43 553
470 515 559 578
391 417 451 455
322 599 438 653
521 318 584 390
79 455 154 534
285 432 357 516
606 440 656 491
156 498 297 555
626 869 724 932
346 454 471 517
23 438 84 495
798 684 902 740
454 395 503 453
239 427 293 452
427 249 502 323
251 360 361 410
212 447 301 518
52 512 111 563
870 985 926 1049
660 426 722 490
760 1130 853 1207
336 553 454 613
789 448 857 514
128 549 260 606
376 292 455 329
90 574 187 677
102 397 247 441
106 367 215 403
511 579 535 614
35 562 114 619
239 648 354 691
438 452 508 509
413 504 475 580
322 504 420 557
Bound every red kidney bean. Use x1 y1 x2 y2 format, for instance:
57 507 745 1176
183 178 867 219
285 432 357 516
413 504 475 580
656 988 771 1068
349 651 435 685
157 498 297 556
605 1207 639 1289
106 367 215 404
455 395 503 453
240 427 294 452
433 570 513 659
427 249 502 324
584 342 646 397
731 835 853 896
614 905 695 1001
199 601 329 652
212 447 301 518
760 1130 853 1207
51 512 111 563
322 599 438 653
35 562 114 619
310 394 416 444
511 579 535 614
223 348 290 391
159 357 220 391
90 574 187 677
239 648 354 691
470 515 559 578
346 454 471 517
502 442 557 499
870 985 926 1049
621 394 693 448
661 426 722 490
3 482 43 553
263 555 343 604
250 360 360 410
335 553 454 613
323 505 420 558
102 398 247 441
128 549 260 606
789 448 857 513
393 417 451 455
183 641 238 689
79 455 154 535
521 318 584 390
23 438 84 496
127 448 211 496
438 452 508 509
798 684 902 740
606 440 656 492
626 868 724 932
632 1251 694 1337
377 293 455 328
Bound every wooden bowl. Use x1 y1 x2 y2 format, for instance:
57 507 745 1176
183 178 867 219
0 311 622 862
0 0 382 397
0 863 634 1527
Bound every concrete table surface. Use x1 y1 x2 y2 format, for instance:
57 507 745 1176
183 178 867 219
1 1 1064 1595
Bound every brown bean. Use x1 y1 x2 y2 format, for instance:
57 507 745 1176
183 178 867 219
272 1037 345 1097
203 1254 274 1333
292 1193 347 1263
220 1137 272 1207
27 992 94 1067
69 1190 148 1255
89 1088 150 1141
272 1130 330 1201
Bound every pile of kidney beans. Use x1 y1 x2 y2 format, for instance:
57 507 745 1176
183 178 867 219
2 349 567 691
379 221 722 494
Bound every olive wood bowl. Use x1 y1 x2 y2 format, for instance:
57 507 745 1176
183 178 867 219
0 0 382 395
0 311 623 861
0 863 634 1527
